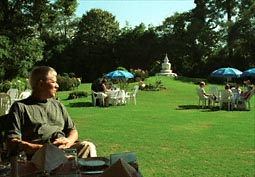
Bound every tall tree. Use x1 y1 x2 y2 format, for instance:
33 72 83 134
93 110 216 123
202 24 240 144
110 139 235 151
115 23 160 72
0 0 78 80
157 11 216 77
203 0 255 69
228 0 255 68
70 8 120 81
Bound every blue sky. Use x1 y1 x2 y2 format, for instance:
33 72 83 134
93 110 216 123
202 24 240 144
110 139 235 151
76 0 195 27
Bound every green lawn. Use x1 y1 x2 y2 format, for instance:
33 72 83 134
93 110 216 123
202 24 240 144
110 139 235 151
57 76 255 177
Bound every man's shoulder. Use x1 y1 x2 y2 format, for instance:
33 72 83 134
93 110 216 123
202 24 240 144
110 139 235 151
13 97 61 107
13 97 31 106
48 98 63 105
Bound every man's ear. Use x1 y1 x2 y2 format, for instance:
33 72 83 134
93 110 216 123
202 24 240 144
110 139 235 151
38 80 44 88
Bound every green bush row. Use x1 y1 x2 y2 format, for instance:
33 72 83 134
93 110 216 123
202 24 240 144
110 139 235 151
0 75 82 92
57 75 81 91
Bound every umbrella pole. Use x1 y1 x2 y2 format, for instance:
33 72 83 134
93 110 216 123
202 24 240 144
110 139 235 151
226 78 230 84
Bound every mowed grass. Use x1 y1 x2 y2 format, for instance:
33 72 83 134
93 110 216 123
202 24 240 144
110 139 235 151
56 76 255 177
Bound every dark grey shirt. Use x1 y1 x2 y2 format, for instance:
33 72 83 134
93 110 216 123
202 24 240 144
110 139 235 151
7 96 76 144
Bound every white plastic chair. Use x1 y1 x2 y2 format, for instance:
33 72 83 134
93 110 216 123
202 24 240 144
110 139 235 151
209 86 220 107
109 90 126 106
19 90 31 99
92 91 106 106
238 89 254 110
108 90 119 106
196 88 208 108
0 93 11 115
108 90 126 105
125 86 139 105
218 89 234 111
118 90 126 105
209 86 218 97
7 88 19 104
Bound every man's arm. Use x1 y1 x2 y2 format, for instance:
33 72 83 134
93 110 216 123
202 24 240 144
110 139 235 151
7 138 43 155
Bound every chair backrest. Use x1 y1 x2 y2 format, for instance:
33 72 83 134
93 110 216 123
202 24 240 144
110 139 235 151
220 89 232 102
7 88 19 100
118 90 126 104
218 89 225 99
109 90 119 98
92 91 106 106
118 90 126 98
0 93 11 116
209 86 218 96
92 91 102 98
19 90 31 99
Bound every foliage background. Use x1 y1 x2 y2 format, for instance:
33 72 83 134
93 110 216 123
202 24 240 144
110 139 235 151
0 0 254 83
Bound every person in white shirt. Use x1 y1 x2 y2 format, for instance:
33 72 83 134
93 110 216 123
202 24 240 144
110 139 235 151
220 84 234 109
231 84 241 103
199 81 214 108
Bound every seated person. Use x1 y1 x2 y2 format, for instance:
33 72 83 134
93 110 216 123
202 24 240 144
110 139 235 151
243 79 251 86
243 79 252 91
220 84 234 109
107 80 116 90
238 85 253 101
231 84 241 103
100 79 110 92
91 78 102 92
98 79 111 106
198 81 214 107
236 85 253 110
7 66 97 160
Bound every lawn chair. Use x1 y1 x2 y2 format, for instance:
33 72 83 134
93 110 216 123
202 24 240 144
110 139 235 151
209 86 220 107
218 89 234 111
92 91 106 106
7 88 19 105
125 86 139 105
0 93 11 116
209 86 218 96
109 90 126 106
196 88 207 108
19 90 31 99
242 88 254 110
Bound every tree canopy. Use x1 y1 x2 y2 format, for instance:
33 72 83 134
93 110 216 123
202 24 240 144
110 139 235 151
0 0 254 82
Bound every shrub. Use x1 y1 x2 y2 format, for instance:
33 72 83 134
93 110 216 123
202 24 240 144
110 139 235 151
57 75 81 91
142 79 166 91
0 81 12 92
0 78 29 92
67 91 88 100
130 68 149 81
116 66 128 71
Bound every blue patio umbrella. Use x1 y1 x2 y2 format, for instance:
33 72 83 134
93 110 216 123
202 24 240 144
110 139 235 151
211 67 242 83
242 68 255 77
104 70 134 79
211 67 242 78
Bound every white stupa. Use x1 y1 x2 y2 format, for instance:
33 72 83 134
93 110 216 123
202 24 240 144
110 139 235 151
156 54 177 77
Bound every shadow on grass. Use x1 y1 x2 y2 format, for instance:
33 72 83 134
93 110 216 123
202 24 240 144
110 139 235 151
177 105 251 112
177 105 220 112
69 102 93 107
174 76 206 85
68 102 112 108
